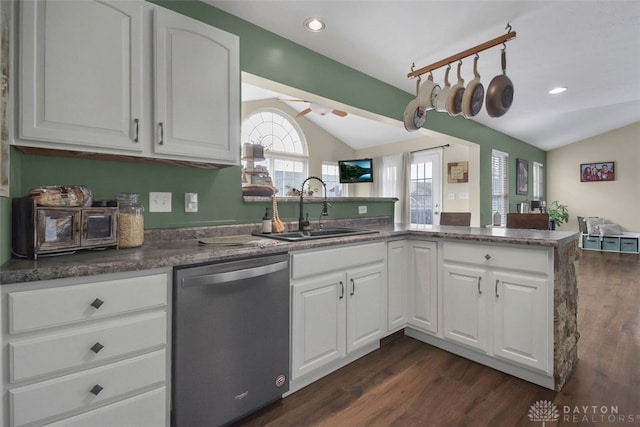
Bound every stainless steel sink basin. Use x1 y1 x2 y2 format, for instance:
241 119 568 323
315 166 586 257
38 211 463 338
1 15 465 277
253 227 379 242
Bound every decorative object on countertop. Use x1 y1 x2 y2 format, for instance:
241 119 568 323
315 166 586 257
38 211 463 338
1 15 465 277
547 200 569 230
116 192 144 248
272 196 286 233
27 185 93 207
241 142 276 197
262 207 272 234
493 211 501 226
11 197 118 259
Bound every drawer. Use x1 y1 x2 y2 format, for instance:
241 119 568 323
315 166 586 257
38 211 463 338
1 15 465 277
602 237 620 251
582 235 601 250
9 349 166 427
41 387 166 427
442 241 550 274
8 273 168 333
291 242 385 280
620 237 639 253
9 312 167 383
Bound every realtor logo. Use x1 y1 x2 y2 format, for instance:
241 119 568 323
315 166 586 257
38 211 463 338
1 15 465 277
528 400 560 426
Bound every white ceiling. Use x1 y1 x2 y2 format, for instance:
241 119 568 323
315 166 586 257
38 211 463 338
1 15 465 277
208 0 640 151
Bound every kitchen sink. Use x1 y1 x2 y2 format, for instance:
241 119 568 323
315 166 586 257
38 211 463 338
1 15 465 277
253 227 379 242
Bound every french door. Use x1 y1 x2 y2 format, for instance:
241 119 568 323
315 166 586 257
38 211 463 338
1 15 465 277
410 150 443 225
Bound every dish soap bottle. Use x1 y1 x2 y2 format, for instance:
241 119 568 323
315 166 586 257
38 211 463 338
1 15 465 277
262 208 272 234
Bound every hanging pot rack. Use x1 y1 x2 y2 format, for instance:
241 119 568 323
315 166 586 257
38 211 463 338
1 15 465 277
407 25 516 80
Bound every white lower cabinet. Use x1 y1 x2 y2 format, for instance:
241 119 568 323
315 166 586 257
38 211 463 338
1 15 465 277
291 243 386 383
1 269 171 427
441 241 552 374
386 239 438 335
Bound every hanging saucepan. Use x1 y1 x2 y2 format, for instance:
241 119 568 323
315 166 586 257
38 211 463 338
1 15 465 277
485 48 514 118
435 65 452 113
446 61 465 116
462 54 484 118
403 98 426 132
417 72 441 111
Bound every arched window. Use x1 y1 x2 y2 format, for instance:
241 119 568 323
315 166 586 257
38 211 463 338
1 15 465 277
241 109 308 196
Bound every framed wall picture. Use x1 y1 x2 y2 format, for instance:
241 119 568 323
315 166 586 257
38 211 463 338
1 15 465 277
447 161 468 183
516 158 528 195
580 162 615 182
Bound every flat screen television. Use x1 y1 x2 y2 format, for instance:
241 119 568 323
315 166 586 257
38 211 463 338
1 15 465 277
338 158 373 183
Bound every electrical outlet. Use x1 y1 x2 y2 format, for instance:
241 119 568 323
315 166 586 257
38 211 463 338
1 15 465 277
358 205 367 214
185 193 198 213
149 192 172 212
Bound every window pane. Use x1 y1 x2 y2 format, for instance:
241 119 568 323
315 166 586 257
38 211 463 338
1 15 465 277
322 162 346 197
410 161 433 225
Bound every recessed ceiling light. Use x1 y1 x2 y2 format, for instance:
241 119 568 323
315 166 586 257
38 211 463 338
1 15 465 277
549 87 568 94
303 17 325 32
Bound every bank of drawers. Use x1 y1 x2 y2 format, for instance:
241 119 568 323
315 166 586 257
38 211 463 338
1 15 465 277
2 271 170 427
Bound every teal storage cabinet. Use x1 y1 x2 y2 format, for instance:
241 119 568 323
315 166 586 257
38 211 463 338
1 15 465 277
621 238 639 253
602 237 621 252
582 235 601 250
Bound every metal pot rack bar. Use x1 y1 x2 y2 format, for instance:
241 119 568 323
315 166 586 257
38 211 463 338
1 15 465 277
407 27 516 79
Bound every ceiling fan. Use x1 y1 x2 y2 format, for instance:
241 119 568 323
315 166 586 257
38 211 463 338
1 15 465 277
280 99 348 118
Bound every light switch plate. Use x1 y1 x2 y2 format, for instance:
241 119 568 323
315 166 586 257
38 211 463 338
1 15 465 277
149 192 172 212
458 192 469 200
185 193 198 213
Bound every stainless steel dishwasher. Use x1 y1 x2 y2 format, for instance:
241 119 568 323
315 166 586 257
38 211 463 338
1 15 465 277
172 253 290 427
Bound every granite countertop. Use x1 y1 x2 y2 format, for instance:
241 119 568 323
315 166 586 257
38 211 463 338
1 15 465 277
0 220 579 285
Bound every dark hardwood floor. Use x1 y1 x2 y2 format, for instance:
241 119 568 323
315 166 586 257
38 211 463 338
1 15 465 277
234 250 640 426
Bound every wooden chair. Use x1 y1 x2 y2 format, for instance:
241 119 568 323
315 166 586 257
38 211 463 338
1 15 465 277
440 212 471 226
506 213 550 230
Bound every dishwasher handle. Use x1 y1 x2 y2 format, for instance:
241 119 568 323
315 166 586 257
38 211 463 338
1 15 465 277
181 260 289 288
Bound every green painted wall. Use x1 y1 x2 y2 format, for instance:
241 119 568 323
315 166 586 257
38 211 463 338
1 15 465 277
1 0 544 264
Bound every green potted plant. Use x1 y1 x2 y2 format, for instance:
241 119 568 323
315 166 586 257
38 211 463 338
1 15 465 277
547 200 569 230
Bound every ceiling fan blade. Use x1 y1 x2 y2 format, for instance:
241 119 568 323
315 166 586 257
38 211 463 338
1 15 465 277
332 109 348 117
296 107 312 117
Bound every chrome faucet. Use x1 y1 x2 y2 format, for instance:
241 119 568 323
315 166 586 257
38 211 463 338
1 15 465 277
298 176 329 231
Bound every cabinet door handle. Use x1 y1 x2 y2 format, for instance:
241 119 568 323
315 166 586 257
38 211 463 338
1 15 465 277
477 277 482 294
339 281 344 299
158 122 164 145
90 298 104 309
133 118 139 142
90 384 104 396
90 342 104 354
350 278 355 296
495 280 500 298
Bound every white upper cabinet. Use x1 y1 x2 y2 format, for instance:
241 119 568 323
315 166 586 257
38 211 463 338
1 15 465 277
153 9 239 163
19 0 144 152
18 0 240 165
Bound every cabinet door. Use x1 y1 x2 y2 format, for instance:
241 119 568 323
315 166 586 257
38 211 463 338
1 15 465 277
291 273 346 380
408 240 438 334
20 0 143 151
492 271 551 373
387 240 408 331
442 263 488 352
153 8 240 164
346 263 386 353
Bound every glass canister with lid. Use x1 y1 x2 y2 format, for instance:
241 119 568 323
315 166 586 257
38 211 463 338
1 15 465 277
116 192 144 248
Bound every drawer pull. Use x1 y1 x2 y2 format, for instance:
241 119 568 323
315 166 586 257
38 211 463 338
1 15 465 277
90 342 104 354
484 254 491 260
90 384 104 396
90 298 104 309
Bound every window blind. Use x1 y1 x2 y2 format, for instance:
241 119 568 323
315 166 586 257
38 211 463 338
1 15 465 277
532 161 544 201
491 149 509 226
